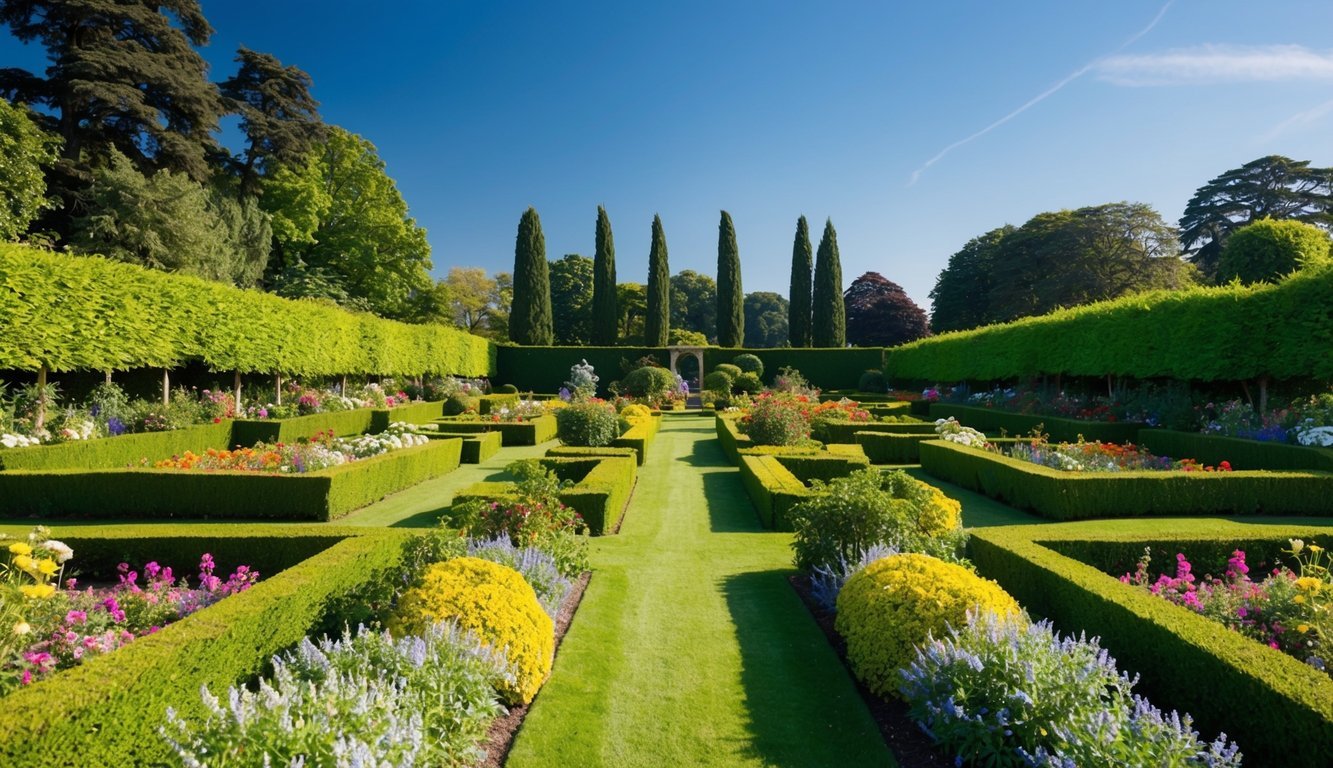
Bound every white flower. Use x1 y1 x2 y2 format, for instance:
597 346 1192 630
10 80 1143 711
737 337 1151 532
44 539 74 564
1296 425 1333 447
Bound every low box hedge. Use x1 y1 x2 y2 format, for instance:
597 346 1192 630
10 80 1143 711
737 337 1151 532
476 393 521 414
929 403 1143 443
452 454 637 535
426 430 502 463
0 439 463 521
610 413 662 465
919 439 1333 520
715 414 752 464
1136 428 1333 472
855 431 936 464
369 400 446 431
434 414 558 445
968 524 1333 767
739 454 808 530
230 407 377 446
0 420 235 471
813 418 934 444
545 446 639 461
0 526 412 768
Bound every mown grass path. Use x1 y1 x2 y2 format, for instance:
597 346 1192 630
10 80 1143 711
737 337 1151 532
506 416 894 768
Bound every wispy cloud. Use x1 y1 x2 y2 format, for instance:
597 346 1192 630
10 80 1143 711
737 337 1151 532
1260 97 1333 142
1098 44 1333 86
908 1 1174 186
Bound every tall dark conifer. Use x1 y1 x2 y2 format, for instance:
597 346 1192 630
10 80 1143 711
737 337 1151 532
812 218 845 347
716 210 744 347
591 205 619 345
219 47 325 198
788 215 813 347
644 214 670 346
510 207 553 345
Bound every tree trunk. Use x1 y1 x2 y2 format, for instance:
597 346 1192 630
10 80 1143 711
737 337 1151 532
162 369 171 406
233 371 242 417
34 364 49 431
1258 375 1270 415
276 373 283 406
105 370 112 385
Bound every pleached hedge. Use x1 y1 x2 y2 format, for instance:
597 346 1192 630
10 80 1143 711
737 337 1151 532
886 264 1333 382
0 526 412 768
919 439 1333 520
0 439 463 521
0 245 494 376
969 523 1333 767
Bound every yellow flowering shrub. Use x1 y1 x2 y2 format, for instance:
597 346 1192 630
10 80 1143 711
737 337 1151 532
920 488 963 536
619 403 653 426
835 553 1022 698
391 557 554 705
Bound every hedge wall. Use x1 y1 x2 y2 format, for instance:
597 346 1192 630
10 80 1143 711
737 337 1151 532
969 525 1333 767
476 393 521 415
610 413 662 465
855 432 935 464
369 400 447 431
886 264 1333 382
0 245 494 376
702 347 884 390
715 414 752 464
0 420 234 471
0 527 411 767
433 414 558 446
0 439 462 521
428 431 502 463
452 454 637 535
231 408 377 446
919 439 1333 520
738 455 808 530
928 403 1143 443
812 418 934 444
1136 429 1333 473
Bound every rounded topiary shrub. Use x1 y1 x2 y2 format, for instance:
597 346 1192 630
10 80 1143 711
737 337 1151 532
732 353 764 379
835 554 1021 698
496 383 519 394
620 365 677 404
714 363 743 380
555 400 620 446
443 393 478 416
391 557 555 705
702 370 735 393
732 372 763 394
858 369 888 393
619 402 653 426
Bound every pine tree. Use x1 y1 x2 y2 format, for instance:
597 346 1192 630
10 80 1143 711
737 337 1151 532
644 214 670 346
716 210 744 347
510 207 553 345
591 205 619 345
787 215 814 347
812 218 845 347
219 47 325 199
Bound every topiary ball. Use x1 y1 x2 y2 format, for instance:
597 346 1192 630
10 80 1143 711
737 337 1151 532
702 370 735 392
835 553 1021 698
858 369 888 393
443 393 478 416
620 365 677 403
391 557 555 705
555 400 620 446
713 363 743 380
732 372 763 394
731 353 764 379
496 383 519 394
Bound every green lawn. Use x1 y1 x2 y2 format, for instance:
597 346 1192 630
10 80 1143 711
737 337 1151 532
506 416 894 768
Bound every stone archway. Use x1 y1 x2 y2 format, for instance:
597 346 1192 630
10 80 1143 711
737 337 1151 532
668 346 706 391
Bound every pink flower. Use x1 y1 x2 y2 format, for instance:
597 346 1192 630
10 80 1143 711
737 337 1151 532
65 610 87 625
20 670 31 686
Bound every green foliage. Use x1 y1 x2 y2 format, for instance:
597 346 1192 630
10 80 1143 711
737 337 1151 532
929 226 1014 333
261 128 432 320
844 272 930 347
927 404 1143 443
0 245 495 376
615 282 647 343
610 414 661 465
496 383 519 394
645 215 670 346
918 439 1333 520
509 207 554 345
789 215 814 347
969 525 1333 767
434 414 558 445
549 254 594 345
743 291 789 347
0 100 58 240
620 365 677 405
732 372 763 394
592 206 619 345
1137 429 1333 472
445 266 510 338
1217 218 1332 284
713 363 743 380
858 369 887 393
716 211 744 347
671 269 717 343
218 47 324 197
0 420 232 471
814 418 934 445
0 529 410 767
556 401 620 447
812 219 846 347
453 455 635 536
731 353 764 378
788 469 965 572
854 432 937 464
888 265 1333 382
669 328 709 346
835 554 1020 698
443 392 479 416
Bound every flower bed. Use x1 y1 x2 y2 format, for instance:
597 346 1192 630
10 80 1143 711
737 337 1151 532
451 455 637 536
1006 437 1232 473
153 424 429 474
928 402 1145 443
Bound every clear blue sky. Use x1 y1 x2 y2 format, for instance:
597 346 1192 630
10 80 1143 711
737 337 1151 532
6 1 1333 311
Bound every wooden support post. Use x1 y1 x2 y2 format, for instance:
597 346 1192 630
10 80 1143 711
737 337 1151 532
162 368 170 406
34 363 48 431
233 371 242 416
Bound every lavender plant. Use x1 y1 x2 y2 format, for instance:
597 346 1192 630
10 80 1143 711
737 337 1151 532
468 533 574 618
809 543 898 611
899 611 1242 767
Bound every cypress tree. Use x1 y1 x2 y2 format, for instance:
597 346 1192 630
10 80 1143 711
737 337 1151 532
644 214 670 346
591 205 619 345
510 207 553 345
812 218 845 347
716 210 744 347
788 215 814 347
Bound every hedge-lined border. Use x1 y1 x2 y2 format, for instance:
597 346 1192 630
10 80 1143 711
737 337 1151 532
0 420 234 471
919 439 1333 519
886 264 1333 382
609 413 663 465
969 523 1333 767
0 245 494 376
928 403 1144 443
434 414 558 446
453 454 637 535
427 431 503 463
737 451 871 531
715 414 752 464
813 418 934 444
1137 429 1333 473
855 431 935 464
0 439 463 521
0 525 412 767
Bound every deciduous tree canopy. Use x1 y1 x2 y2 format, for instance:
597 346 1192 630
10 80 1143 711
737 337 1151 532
743 291 789 348
844 272 929 347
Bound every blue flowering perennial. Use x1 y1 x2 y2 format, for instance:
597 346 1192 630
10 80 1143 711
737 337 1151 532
467 533 574 618
162 622 513 767
809 542 898 611
898 612 1243 768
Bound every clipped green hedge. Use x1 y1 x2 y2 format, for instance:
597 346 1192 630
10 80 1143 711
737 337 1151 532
428 431 502 463
928 403 1143 443
919 439 1333 519
433 413 558 445
855 431 936 464
476 393 521 415
715 414 752 464
813 418 934 444
231 408 376 446
0 527 412 767
703 348 885 390
0 439 463 521
886 264 1333 382
739 454 809 529
494 346 668 393
453 454 637 535
0 420 234 471
969 524 1333 767
545 446 639 461
0 245 495 377
610 414 662 465
369 400 446 431
1136 429 1333 472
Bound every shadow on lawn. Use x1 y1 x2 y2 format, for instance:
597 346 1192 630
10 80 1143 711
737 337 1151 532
721 570 891 767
